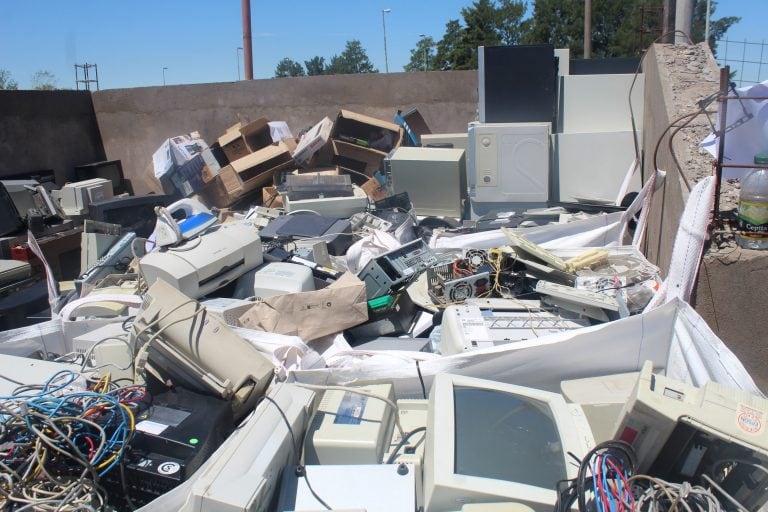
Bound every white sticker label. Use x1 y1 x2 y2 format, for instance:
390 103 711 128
737 403 765 435
461 318 491 342
135 420 168 435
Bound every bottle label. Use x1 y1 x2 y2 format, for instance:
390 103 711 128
739 200 768 236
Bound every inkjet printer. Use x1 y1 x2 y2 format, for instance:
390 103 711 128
140 221 263 299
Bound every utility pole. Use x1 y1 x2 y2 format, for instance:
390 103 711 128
583 0 592 58
162 67 168 86
675 0 693 44
382 9 391 73
242 0 253 79
237 47 243 80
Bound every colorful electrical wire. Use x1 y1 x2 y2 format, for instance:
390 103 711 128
0 372 140 511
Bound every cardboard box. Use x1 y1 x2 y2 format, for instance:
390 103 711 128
329 110 403 177
360 177 389 202
331 139 387 176
332 110 403 153
293 117 334 165
262 186 283 208
197 175 233 209
219 141 296 198
218 118 274 162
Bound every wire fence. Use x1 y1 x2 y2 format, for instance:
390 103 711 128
715 38 767 87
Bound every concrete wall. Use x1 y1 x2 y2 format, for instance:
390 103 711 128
91 71 478 195
642 43 768 392
0 91 106 184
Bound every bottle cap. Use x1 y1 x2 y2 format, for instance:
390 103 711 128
755 152 768 165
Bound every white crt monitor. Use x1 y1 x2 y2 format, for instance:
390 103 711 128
424 374 594 512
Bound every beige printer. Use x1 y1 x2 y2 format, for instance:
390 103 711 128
140 221 263 299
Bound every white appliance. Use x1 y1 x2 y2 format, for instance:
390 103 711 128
277 464 415 512
234 262 315 300
282 185 369 218
182 383 316 512
554 131 639 204
303 383 395 465
388 146 467 218
56 178 114 217
0 354 84 396
139 221 263 299
424 373 594 512
467 122 551 205
440 303 589 356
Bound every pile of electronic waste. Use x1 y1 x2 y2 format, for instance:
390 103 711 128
8 107 766 512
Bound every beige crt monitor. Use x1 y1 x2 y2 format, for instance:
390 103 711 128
424 374 594 512
388 146 467 218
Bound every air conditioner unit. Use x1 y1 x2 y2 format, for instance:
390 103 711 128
467 122 551 205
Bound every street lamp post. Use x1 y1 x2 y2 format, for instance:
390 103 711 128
382 8 391 73
237 47 243 80
419 34 428 71
162 67 168 86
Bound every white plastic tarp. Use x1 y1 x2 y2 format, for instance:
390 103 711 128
700 80 768 180
431 170 664 250
288 298 762 399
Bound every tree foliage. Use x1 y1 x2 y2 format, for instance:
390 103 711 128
691 0 740 56
304 56 326 76
31 70 57 90
405 0 738 70
0 69 19 90
326 40 377 75
404 36 437 72
274 58 305 78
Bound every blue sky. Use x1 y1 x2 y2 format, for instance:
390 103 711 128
0 0 764 90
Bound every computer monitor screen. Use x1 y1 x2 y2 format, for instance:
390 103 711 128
89 194 172 238
424 374 594 512
74 160 130 195
453 386 566 488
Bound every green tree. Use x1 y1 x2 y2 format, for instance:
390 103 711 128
31 70 57 90
521 0 582 50
496 0 528 46
415 1 527 71
404 36 437 72
523 0 737 59
458 0 502 69
691 0 740 56
304 56 326 76
274 58 305 77
326 40 377 74
0 69 18 90
432 19 465 71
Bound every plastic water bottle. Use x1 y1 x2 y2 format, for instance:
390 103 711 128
736 152 768 250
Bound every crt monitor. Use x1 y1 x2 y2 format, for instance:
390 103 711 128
89 194 173 238
74 160 132 195
424 373 595 512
